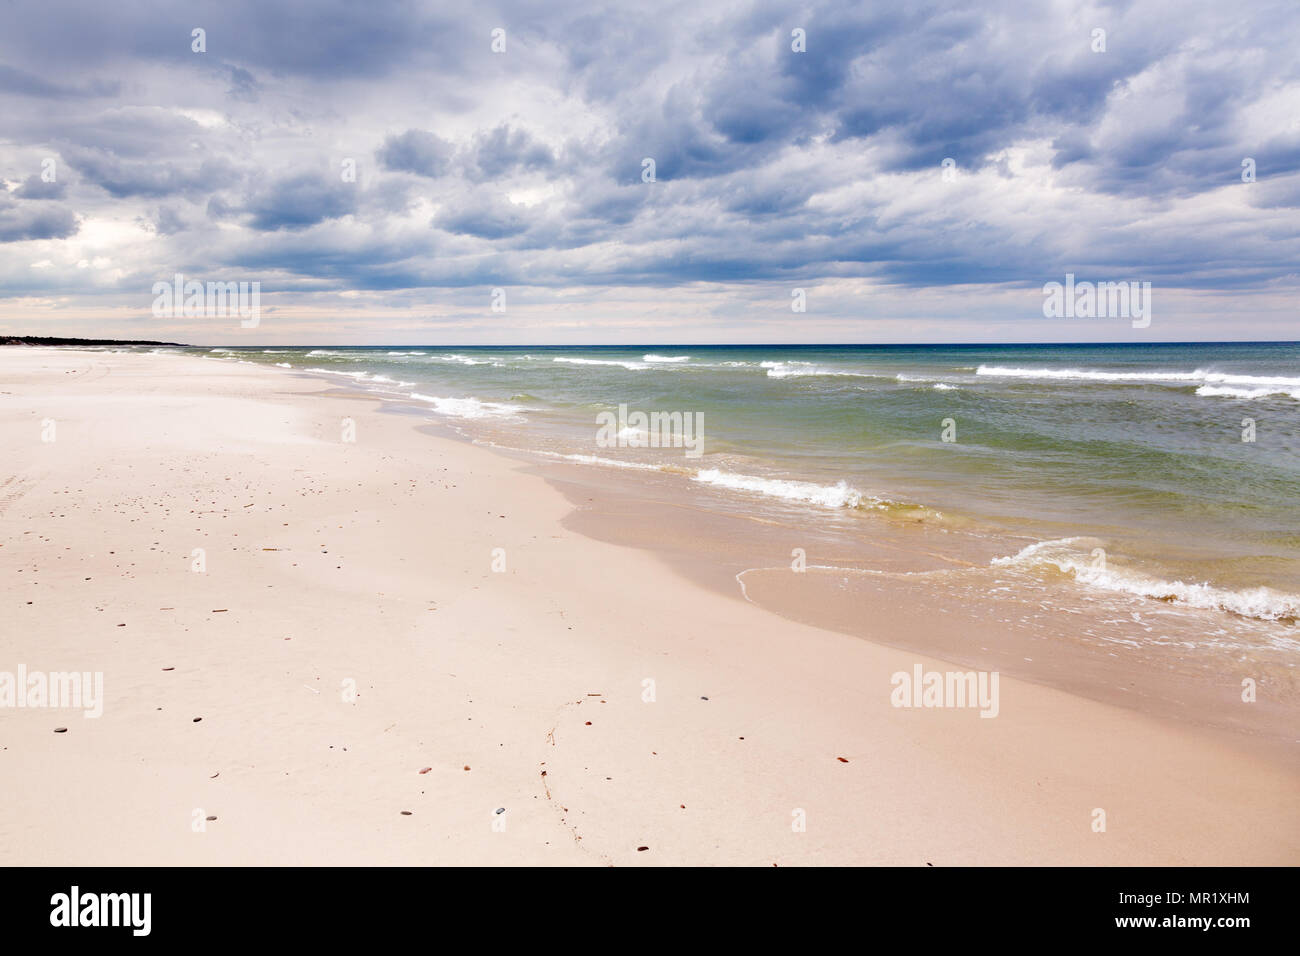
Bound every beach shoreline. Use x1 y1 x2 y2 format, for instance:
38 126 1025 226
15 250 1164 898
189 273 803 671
2 347 1297 865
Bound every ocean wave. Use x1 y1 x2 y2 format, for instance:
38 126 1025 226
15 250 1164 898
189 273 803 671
407 392 530 420
552 356 649 370
298 367 412 388
895 374 957 390
386 351 426 356
274 362 292 368
430 353 502 366
538 451 665 472
761 361 875 379
992 538 1300 623
1195 384 1300 401
976 365 1300 390
304 367 368 379
307 349 340 357
643 354 690 363
693 469 870 508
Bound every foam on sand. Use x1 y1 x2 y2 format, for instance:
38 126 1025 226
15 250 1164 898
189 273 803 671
693 468 868 508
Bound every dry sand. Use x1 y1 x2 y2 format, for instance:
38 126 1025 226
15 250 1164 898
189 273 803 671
1 347 1296 865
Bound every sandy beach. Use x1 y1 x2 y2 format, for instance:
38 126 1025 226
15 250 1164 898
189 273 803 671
2 347 1297 866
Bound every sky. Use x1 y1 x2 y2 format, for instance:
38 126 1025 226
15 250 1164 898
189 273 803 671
0 0 1297 345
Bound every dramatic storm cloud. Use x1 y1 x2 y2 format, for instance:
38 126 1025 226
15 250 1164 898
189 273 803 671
0 0 1297 343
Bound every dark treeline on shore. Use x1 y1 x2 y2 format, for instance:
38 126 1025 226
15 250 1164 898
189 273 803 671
2 336 187 346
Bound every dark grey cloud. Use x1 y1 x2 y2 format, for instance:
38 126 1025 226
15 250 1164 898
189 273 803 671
462 126 555 181
377 130 455 178
0 0 466 80
227 65 261 102
14 174 67 200
245 171 358 231
435 191 531 239
149 205 190 235
65 147 244 199
0 64 118 99
0 195 79 242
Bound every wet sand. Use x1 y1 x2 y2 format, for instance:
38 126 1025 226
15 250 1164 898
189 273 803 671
550 465 1300 743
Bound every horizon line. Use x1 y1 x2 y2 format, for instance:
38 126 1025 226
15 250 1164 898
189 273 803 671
175 339 1300 348
8 337 1300 348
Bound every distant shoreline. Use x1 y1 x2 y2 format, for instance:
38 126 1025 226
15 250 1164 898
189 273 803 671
1 336 188 347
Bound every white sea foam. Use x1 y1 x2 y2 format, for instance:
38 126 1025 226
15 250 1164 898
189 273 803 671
274 362 292 368
552 356 649 370
693 469 869 508
992 538 1300 623
643 354 690 363
1195 384 1300 401
976 365 1300 391
407 392 529 420
304 367 368 379
896 374 957 390
307 349 340 357
431 353 501 366
762 361 874 379
539 451 664 471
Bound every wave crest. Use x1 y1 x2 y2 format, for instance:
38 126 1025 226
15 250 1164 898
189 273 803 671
992 538 1300 623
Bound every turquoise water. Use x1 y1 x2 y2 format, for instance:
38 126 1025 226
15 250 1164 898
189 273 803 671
194 342 1300 622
